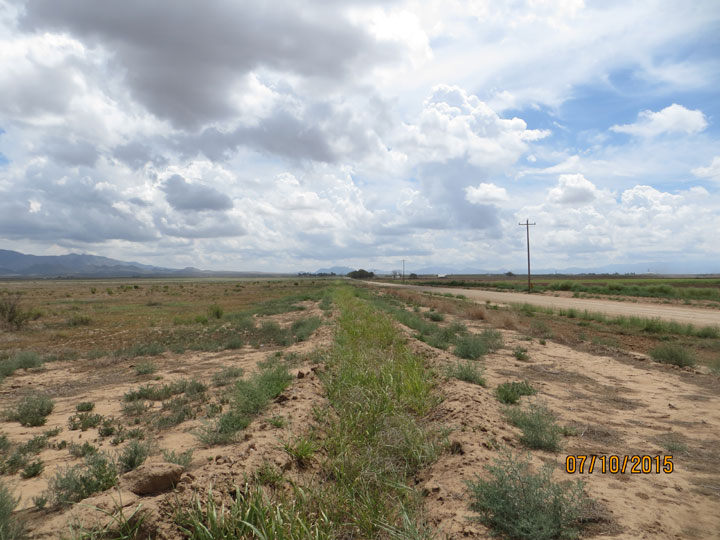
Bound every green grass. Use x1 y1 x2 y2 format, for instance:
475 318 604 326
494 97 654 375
162 448 194 468
291 316 322 342
196 360 292 446
504 403 563 452
496 381 536 404
649 344 696 367
454 329 504 360
4 394 54 427
468 450 590 540
446 360 486 386
283 435 317 468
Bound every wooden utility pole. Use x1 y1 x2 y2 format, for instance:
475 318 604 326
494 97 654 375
518 219 536 292
402 259 405 283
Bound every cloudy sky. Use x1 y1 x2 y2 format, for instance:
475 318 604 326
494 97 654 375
1 1 719 273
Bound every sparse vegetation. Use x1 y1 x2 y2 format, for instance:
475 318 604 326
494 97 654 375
496 381 536 404
447 359 486 386
650 344 696 367
0 292 35 330
455 329 504 360
162 448 193 468
0 480 25 540
48 453 118 506
21 460 44 479
468 450 591 540
118 441 151 473
513 346 530 361
134 361 157 375
5 394 54 427
68 412 103 431
75 401 95 412
283 435 317 468
505 402 563 452
211 366 243 387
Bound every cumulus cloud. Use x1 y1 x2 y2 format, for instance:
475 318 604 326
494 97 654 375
692 156 720 181
403 85 549 170
465 183 508 204
161 175 233 212
547 174 603 205
610 104 708 138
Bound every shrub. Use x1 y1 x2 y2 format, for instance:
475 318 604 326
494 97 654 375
0 481 24 540
454 329 504 360
68 442 98 458
208 304 224 319
505 403 562 452
513 346 530 361
118 441 151 473
48 453 118 506
468 450 590 540
67 314 91 326
0 293 33 330
5 394 54 427
68 412 103 431
75 401 95 412
13 351 42 370
134 361 157 375
425 311 445 321
21 460 44 479
496 381 536 404
649 344 696 367
447 360 486 386
162 449 193 468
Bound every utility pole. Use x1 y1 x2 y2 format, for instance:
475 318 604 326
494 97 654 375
518 219 536 293
402 259 405 283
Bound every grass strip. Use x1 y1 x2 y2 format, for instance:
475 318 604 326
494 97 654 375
180 287 442 539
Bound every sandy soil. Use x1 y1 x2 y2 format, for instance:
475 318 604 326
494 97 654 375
3 296 719 539
372 282 720 327
410 311 720 540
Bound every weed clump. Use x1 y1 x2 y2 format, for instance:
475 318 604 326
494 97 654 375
649 344 696 367
5 394 54 427
496 381 536 404
48 453 118 506
447 360 486 386
454 329 504 360
468 450 591 540
162 448 193 468
118 441 151 473
505 402 562 452
0 481 25 540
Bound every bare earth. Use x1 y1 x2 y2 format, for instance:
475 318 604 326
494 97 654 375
2 293 719 538
370 281 720 327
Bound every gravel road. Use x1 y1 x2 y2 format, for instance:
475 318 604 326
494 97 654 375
369 281 720 328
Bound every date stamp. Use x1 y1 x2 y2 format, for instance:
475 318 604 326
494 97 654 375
565 455 674 474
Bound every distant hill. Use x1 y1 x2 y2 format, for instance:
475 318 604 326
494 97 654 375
314 266 354 275
0 249 281 278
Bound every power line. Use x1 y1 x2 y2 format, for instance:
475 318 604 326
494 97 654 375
518 219 536 293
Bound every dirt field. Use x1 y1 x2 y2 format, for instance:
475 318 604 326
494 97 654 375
372 281 720 327
1 280 719 539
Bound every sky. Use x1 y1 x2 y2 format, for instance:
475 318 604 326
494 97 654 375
1 0 719 273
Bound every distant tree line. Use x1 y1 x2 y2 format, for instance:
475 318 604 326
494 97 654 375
347 269 374 279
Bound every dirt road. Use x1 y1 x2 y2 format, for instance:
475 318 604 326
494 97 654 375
368 281 720 327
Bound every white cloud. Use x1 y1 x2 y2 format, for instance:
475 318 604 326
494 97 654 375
610 104 708 138
401 85 549 170
692 156 720 181
465 183 508 203
547 174 605 205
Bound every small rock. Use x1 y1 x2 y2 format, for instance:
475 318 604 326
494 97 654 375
122 462 184 495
